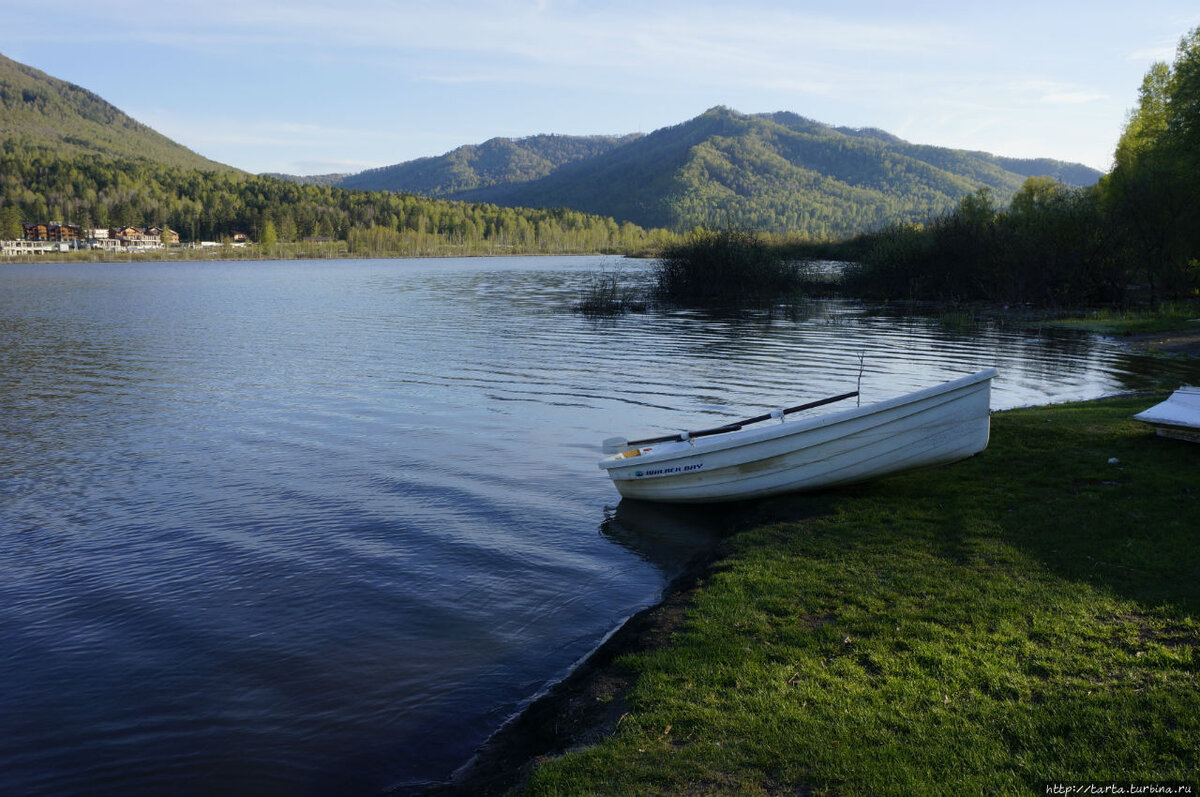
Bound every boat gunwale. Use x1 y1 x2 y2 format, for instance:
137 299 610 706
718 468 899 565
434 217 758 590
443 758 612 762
599 367 998 472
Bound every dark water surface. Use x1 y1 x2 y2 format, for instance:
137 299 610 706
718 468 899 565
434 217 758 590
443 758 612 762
0 257 1182 794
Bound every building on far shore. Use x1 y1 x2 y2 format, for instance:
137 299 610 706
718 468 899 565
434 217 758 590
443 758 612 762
110 226 164 250
2 223 182 255
2 240 71 256
20 222 50 240
147 227 180 245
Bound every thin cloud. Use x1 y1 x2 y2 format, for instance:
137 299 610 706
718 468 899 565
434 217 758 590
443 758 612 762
1010 80 1106 106
131 111 400 148
27 1 963 76
1040 91 1106 105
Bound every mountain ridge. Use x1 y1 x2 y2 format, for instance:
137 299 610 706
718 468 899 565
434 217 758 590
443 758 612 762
0 52 233 172
303 106 1103 238
337 133 642 195
0 49 1105 241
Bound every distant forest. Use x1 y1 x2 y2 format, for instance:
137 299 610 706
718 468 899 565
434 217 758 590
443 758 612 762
832 27 1200 308
0 50 673 256
0 147 671 255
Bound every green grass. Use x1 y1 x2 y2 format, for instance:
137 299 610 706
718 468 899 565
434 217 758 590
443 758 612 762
526 396 1199 795
1037 302 1200 336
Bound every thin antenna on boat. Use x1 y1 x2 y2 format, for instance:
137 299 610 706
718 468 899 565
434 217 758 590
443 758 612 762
856 352 865 406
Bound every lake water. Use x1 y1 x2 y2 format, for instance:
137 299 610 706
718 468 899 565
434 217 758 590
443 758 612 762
0 256 1189 794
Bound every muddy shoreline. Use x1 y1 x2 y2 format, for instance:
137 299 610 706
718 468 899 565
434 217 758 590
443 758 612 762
1117 327 1200 356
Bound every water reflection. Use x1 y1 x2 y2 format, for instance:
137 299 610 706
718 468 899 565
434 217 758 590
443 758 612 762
1108 349 1200 392
599 500 734 581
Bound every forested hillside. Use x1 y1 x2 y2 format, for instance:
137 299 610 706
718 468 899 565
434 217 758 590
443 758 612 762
312 107 1101 239
0 54 664 254
338 134 640 195
0 147 662 253
0 53 228 171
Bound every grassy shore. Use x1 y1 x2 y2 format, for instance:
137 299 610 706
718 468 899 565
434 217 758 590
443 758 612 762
522 394 1199 795
1035 302 1200 337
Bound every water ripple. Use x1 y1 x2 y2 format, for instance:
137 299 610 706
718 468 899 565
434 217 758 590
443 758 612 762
0 256 1186 794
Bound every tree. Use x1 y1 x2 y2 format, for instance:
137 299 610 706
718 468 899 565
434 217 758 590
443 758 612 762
1102 25 1200 303
1113 62 1171 170
0 205 22 239
1165 27 1200 153
259 219 277 249
1165 27 1200 261
278 214 297 243
1008 177 1071 218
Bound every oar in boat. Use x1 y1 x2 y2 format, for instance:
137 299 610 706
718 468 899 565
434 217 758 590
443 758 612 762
603 390 859 454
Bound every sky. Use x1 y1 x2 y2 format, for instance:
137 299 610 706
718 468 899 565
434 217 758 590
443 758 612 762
3 1 1199 176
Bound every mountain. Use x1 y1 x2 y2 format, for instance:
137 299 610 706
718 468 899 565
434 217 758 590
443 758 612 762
314 107 1104 238
0 53 648 253
337 133 641 195
0 52 232 171
1 49 1105 244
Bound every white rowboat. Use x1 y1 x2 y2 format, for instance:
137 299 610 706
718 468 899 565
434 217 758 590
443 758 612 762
598 368 998 504
1133 386 1200 443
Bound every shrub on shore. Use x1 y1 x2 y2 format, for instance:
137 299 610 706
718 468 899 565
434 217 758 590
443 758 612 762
653 228 804 306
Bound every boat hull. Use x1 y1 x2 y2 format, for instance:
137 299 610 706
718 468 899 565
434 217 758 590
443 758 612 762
599 369 997 504
1134 386 1200 443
